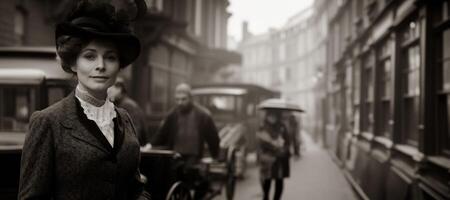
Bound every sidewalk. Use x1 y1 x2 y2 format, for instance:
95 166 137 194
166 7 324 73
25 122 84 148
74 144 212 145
217 131 358 200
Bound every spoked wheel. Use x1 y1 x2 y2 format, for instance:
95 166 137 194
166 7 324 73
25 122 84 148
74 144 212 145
165 181 192 200
225 148 237 200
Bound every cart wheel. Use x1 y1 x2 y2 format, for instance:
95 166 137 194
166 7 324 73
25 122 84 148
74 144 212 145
226 148 237 200
165 181 192 200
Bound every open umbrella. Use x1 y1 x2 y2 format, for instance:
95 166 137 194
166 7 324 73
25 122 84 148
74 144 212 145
258 98 305 112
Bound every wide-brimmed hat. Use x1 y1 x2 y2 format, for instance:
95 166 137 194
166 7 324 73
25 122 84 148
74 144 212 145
55 1 141 68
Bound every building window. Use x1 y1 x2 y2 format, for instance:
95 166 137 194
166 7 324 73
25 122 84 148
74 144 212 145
336 69 346 130
376 37 393 138
345 64 353 131
431 0 449 27
438 26 450 155
430 0 450 155
353 60 361 134
366 0 378 22
279 43 286 61
353 0 364 35
400 18 421 146
443 30 450 90
362 52 374 134
14 7 26 45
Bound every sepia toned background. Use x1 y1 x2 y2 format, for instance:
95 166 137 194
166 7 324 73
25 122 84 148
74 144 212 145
0 0 449 199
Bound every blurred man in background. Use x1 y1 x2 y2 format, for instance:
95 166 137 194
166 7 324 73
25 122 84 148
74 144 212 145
152 83 220 160
152 83 220 199
108 77 148 146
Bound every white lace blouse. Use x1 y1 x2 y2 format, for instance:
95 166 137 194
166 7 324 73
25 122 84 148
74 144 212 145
75 86 116 147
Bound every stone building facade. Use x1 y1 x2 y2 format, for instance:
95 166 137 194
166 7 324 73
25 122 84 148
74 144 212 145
238 1 329 135
0 0 239 129
323 0 450 199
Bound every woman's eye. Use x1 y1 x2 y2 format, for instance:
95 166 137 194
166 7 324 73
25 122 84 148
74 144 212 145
83 54 96 61
106 55 118 61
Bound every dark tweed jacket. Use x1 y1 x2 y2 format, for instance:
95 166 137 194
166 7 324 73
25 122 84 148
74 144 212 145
18 92 150 200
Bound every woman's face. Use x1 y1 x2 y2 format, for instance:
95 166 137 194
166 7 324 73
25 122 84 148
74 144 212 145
71 39 120 98
266 111 279 124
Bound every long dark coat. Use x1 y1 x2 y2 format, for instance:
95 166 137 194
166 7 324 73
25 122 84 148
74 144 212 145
257 123 291 179
18 92 150 200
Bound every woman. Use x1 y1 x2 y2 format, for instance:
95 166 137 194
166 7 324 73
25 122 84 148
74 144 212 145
257 109 291 200
18 1 150 199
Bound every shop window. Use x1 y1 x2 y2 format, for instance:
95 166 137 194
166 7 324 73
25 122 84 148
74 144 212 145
376 38 393 139
0 87 36 132
400 18 421 146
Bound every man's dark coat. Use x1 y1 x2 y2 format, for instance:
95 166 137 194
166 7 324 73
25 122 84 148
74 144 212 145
152 103 220 159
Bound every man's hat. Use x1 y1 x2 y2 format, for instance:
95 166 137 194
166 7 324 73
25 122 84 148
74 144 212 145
55 0 141 68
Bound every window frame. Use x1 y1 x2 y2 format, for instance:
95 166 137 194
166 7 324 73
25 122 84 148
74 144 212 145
361 51 375 134
375 36 394 139
432 0 450 156
440 29 450 155
398 17 422 147
14 6 28 45
352 59 362 135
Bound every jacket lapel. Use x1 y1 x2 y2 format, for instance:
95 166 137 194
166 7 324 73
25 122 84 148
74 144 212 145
59 92 110 154
112 109 125 154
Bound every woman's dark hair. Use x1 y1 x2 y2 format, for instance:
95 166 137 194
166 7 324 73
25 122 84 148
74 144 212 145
56 35 91 74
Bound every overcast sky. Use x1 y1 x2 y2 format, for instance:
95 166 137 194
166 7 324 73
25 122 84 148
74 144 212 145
227 0 314 41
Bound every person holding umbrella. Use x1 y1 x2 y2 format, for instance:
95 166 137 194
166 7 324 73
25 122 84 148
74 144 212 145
257 98 304 200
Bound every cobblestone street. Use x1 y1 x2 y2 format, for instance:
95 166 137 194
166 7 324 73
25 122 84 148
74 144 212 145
216 132 358 200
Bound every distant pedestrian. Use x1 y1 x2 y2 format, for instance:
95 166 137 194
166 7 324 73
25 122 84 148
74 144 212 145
283 112 301 159
108 77 148 146
257 109 290 200
18 1 150 199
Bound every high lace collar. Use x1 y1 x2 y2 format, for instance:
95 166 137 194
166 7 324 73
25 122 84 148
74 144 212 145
75 85 117 131
75 85 106 107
